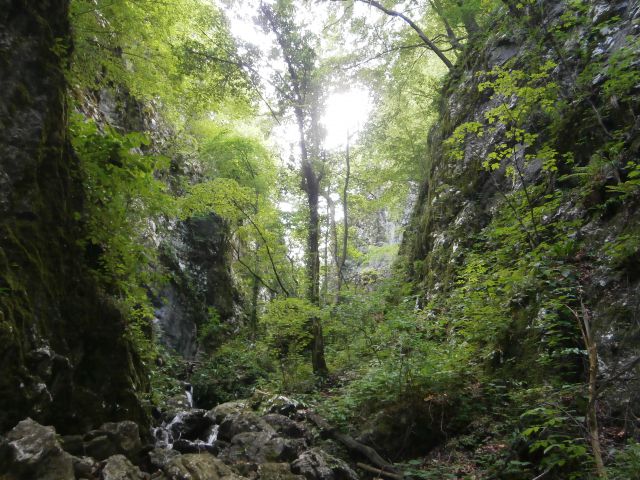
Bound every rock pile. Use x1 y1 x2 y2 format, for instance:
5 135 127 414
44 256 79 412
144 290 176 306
0 396 361 480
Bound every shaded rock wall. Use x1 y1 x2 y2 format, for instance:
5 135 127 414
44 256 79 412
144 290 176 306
0 0 148 433
403 0 640 425
156 214 240 359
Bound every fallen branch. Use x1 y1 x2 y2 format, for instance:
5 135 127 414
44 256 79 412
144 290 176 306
356 462 404 480
305 412 402 476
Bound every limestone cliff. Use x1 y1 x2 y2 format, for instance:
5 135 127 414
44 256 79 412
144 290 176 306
0 0 148 433
403 0 640 433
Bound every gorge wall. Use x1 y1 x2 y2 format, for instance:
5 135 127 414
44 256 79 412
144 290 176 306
0 0 148 433
403 0 640 436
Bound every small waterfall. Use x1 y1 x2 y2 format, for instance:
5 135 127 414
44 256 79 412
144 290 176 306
185 384 193 408
151 388 218 453
206 424 219 444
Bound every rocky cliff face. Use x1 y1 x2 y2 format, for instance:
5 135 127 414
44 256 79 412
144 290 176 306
0 0 148 433
156 214 240 359
403 0 640 431
75 70 241 363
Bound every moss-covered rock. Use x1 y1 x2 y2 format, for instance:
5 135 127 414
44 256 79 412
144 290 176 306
0 0 148 433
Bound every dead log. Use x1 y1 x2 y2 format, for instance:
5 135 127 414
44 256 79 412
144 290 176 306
305 412 402 476
356 463 405 480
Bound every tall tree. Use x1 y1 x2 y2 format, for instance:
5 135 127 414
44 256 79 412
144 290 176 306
260 0 329 377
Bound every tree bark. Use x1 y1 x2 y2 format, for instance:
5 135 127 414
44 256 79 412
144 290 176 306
306 412 402 476
335 134 350 302
262 3 328 377
303 165 329 376
569 302 607 479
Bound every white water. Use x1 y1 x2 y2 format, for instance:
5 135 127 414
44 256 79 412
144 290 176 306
185 384 193 408
151 389 218 452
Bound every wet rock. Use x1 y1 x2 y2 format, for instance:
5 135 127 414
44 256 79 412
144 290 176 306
0 418 74 480
263 396 302 417
291 448 357 480
218 412 275 442
101 454 147 480
72 455 97 478
148 448 181 471
262 414 309 440
221 432 304 465
257 463 305 480
102 421 143 456
168 409 213 441
85 434 118 461
172 438 217 454
207 401 250 424
163 453 245 480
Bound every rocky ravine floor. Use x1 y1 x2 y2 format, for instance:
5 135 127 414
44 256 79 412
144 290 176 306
0 392 370 480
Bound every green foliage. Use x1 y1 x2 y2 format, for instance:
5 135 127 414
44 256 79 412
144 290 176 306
69 0 251 120
71 113 173 362
448 60 561 177
198 307 223 348
520 397 591 479
602 37 640 100
261 298 321 391
610 441 640 479
149 346 189 405
192 337 272 407
179 178 253 222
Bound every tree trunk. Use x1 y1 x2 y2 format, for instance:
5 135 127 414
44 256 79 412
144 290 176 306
354 0 453 69
250 247 260 340
303 163 329 376
570 302 607 479
335 134 350 302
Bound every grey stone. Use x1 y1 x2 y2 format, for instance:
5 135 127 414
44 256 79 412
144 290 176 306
61 434 85 455
0 418 74 480
163 453 246 480
101 454 147 480
148 448 181 470
72 455 97 478
207 401 250 424
85 434 117 461
291 448 357 480
221 432 303 465
218 412 275 442
101 421 143 456
257 463 305 480
262 414 309 440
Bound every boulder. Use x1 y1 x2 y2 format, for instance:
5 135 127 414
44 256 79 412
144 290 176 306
72 455 98 478
60 434 84 455
257 462 305 480
206 401 249 424
101 454 147 480
101 421 143 456
262 396 302 417
220 432 304 465
218 412 275 442
262 414 309 440
85 434 118 461
0 418 74 480
167 409 213 441
291 448 357 480
148 448 181 471
172 438 217 454
163 453 245 480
